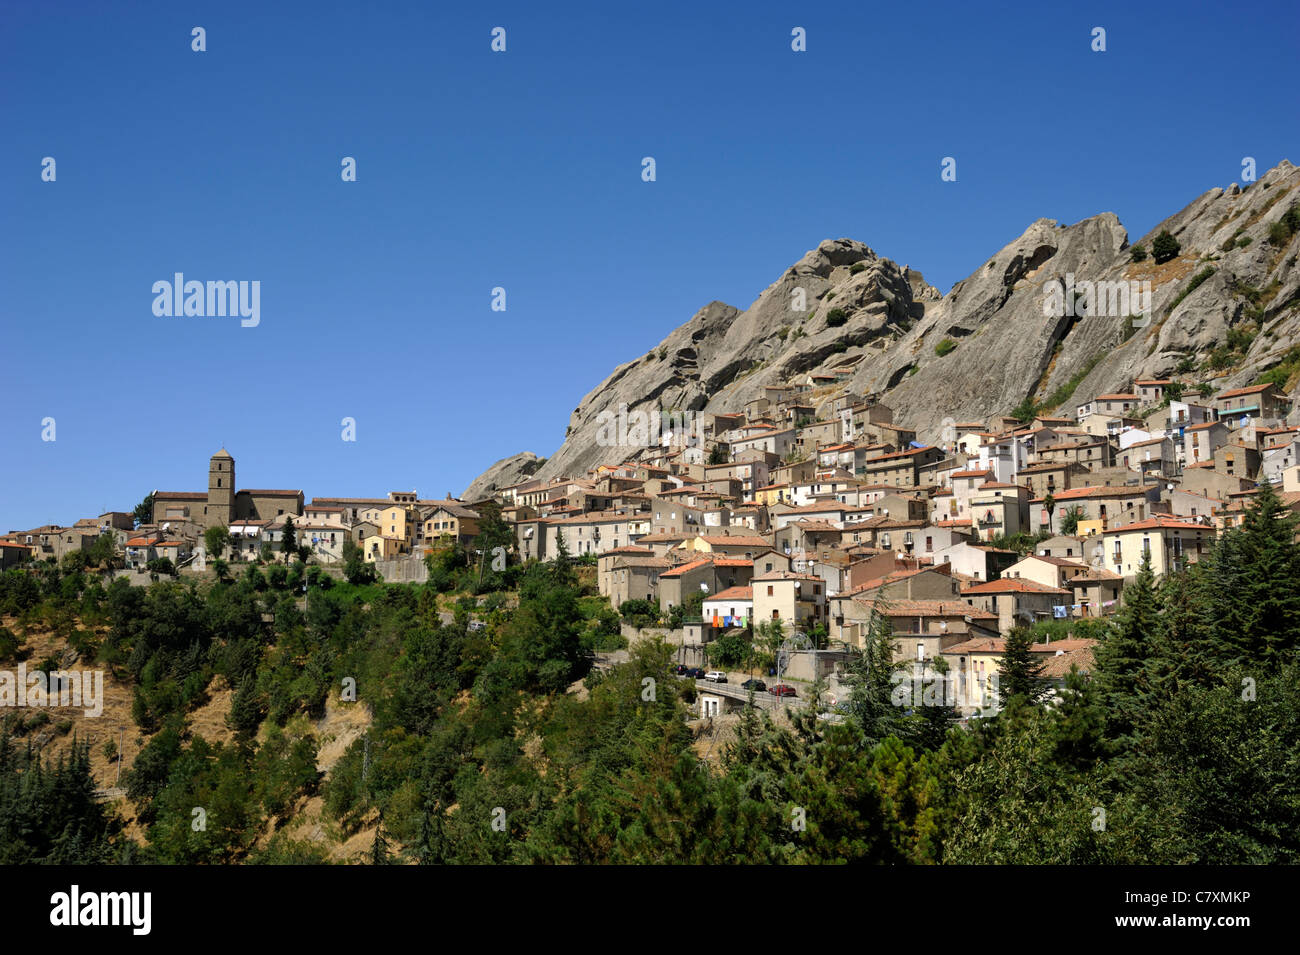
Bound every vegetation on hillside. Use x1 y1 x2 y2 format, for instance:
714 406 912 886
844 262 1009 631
1 484 1298 863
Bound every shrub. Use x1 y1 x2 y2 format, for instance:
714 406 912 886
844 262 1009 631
0 626 19 660
145 557 175 577
775 326 789 341
1237 235 1253 248
1151 230 1181 264
849 262 866 275
1207 345 1235 370
1129 244 1148 262
934 338 957 357
1167 267 1215 314
826 308 848 327
1226 324 1257 353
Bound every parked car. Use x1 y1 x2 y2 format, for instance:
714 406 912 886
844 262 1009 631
671 664 690 676
768 684 797 698
741 679 767 692
704 671 727 683
684 667 707 679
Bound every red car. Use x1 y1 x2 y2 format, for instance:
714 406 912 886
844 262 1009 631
768 684 797 698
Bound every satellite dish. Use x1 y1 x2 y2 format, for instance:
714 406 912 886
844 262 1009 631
162 522 170 531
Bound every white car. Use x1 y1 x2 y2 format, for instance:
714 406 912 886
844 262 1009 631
704 671 728 683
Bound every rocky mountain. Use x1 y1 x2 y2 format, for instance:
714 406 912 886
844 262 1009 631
465 161 1300 495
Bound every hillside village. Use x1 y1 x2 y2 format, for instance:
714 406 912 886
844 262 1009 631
6 370 1298 716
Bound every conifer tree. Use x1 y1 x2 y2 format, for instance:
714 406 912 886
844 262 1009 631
1093 552 1160 747
847 609 906 745
997 626 1050 706
1210 480 1300 665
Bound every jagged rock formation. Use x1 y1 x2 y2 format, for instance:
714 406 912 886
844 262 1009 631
465 161 1300 492
462 451 543 502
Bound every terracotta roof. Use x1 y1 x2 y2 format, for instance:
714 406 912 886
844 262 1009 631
239 489 303 497
751 571 824 583
154 491 206 500
1034 485 1148 502
707 586 753 602
854 598 997 620
961 578 1069 595
862 447 937 464
660 557 752 578
1105 516 1209 533
951 469 995 479
1039 646 1096 679
1096 393 1139 400
1217 383 1279 399
943 637 1006 654
694 534 771 547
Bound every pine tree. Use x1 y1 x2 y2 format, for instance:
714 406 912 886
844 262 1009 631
997 626 1050 706
1093 552 1161 746
227 673 263 739
280 516 297 556
846 608 906 745
370 814 391 865
1212 480 1300 665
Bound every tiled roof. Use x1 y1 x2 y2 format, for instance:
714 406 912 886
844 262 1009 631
1105 516 1208 533
1217 383 1277 399
707 586 753 601
855 598 997 620
961 578 1069 595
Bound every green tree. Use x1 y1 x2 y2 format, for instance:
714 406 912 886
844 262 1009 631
1093 553 1160 749
132 492 155 529
1010 396 1039 424
1059 505 1083 535
845 609 906 745
1151 230 1181 264
342 538 375 585
204 525 230 561
280 516 297 556
1203 480 1300 666
227 674 264 739
997 626 1050 707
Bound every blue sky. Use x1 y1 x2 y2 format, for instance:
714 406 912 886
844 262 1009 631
2 0 1297 530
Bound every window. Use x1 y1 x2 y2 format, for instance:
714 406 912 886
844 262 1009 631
767 585 774 596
